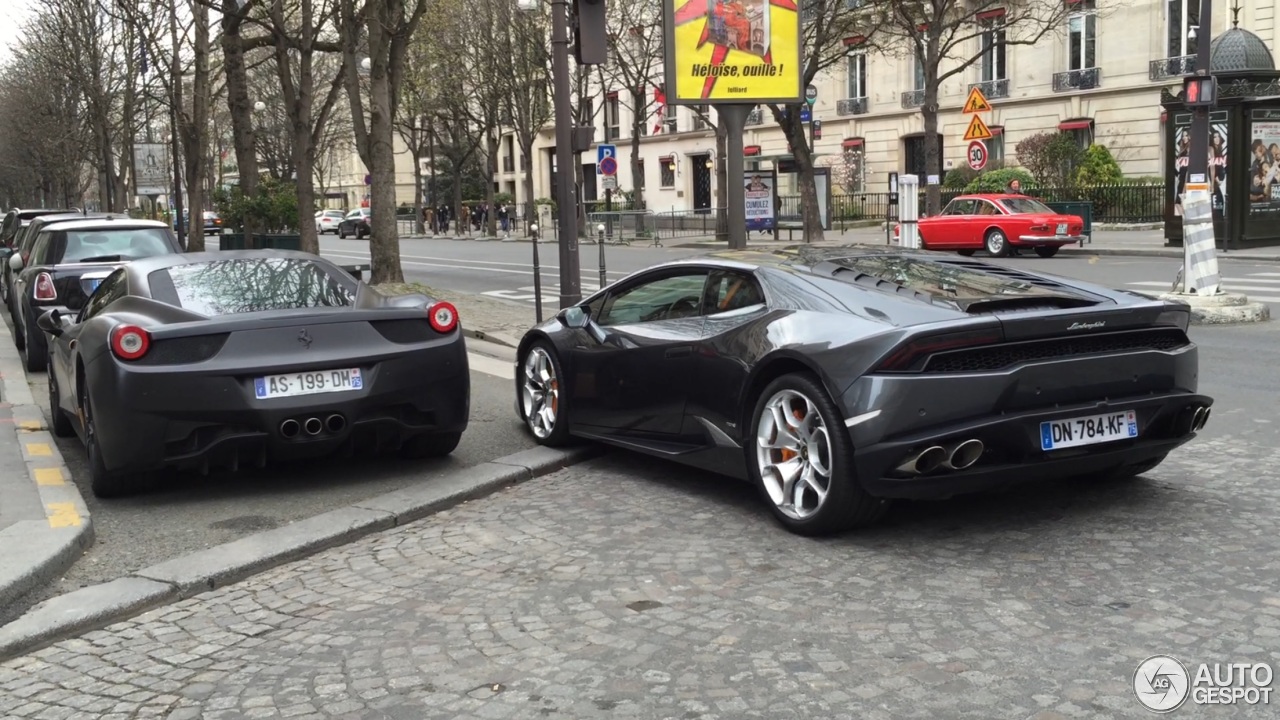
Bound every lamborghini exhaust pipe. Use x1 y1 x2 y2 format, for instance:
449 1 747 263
280 419 301 439
304 417 323 436
896 445 947 475
326 414 347 433
1191 406 1210 432
942 439 985 471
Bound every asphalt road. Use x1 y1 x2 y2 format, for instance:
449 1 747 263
0 332 537 627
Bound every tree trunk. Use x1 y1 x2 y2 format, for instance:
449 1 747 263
367 76 403 281
183 1 211 252
220 1 260 237
521 143 535 238
776 107 822 242
715 121 728 244
484 132 498 236
452 170 463 237
412 127 425 235
922 85 942 216
169 3 186 245
629 90 645 210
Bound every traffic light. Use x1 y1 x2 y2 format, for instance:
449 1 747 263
574 0 608 65
1183 76 1217 107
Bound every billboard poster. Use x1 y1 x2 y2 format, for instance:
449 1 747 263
1247 110 1280 214
663 0 802 104
1171 112 1227 221
744 171 775 231
134 143 169 196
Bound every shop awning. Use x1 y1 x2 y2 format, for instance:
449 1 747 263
744 145 762 156
842 138 863 148
1058 120 1092 131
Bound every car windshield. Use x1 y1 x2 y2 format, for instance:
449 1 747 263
999 198 1055 214
61 228 174 263
153 257 354 316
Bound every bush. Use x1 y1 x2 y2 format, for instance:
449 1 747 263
964 168 1037 193
1074 144 1124 185
943 167 979 189
212 176 298 233
1016 131 1084 186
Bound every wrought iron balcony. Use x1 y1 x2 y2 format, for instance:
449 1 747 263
900 89 924 108
1053 67 1102 93
968 78 1009 100
746 108 763 125
1149 55 1198 81
837 97 868 116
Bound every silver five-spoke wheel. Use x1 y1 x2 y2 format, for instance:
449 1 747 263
521 347 559 439
756 388 833 520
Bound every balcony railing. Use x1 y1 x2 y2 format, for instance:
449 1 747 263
1149 55 1198 81
837 97 868 116
1053 67 1102 92
901 89 924 108
746 108 763 125
968 78 1009 100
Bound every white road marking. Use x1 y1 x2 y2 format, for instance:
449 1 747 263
481 283 603 303
319 249 631 278
1126 273 1280 303
468 351 514 380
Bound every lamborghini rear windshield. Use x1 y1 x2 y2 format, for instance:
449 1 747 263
150 257 355 316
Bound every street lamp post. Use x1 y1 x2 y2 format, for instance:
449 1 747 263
1178 0 1221 295
549 0 581 308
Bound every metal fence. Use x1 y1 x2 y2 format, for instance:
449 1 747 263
780 183 1165 225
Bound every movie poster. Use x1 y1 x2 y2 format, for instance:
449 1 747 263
664 0 801 103
1247 110 1280 214
744 172 775 231
1172 111 1227 221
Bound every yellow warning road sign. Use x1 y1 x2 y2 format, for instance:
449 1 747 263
962 86 992 114
963 114 994 141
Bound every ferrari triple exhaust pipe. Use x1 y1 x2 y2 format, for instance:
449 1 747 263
280 414 348 438
896 439 985 476
304 417 323 436
280 419 300 439
326 414 346 433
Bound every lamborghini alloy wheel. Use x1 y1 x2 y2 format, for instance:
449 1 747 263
985 229 1010 257
520 343 569 445
748 373 889 535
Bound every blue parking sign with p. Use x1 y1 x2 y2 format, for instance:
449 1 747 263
597 144 616 164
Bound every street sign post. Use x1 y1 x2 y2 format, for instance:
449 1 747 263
805 85 817 105
967 140 988 171
597 144 616 167
800 107 811 123
963 114 993 142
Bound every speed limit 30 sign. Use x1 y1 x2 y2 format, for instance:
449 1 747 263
967 140 988 171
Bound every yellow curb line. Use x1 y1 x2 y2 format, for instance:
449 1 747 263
46 503 81 528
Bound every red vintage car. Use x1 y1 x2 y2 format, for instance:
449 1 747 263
898 193 1087 258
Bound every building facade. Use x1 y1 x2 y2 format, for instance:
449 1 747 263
486 0 1280 214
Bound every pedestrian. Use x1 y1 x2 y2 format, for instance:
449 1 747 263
498 204 509 232
1005 179 1022 194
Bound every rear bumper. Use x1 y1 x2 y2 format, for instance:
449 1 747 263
1015 234 1086 245
86 338 470 474
839 344 1206 499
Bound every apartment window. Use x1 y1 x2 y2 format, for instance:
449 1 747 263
987 130 1005 161
846 52 867 99
637 159 645 189
980 13 1006 82
1167 0 1199 58
913 51 925 91
582 98 595 142
659 156 675 187
606 93 620 140
1059 119 1094 150
694 104 711 130
1068 0 1097 71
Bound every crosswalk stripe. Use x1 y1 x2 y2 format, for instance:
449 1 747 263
467 352 514 380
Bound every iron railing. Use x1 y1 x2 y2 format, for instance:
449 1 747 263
837 97 868 116
1053 67 1102 92
1149 55 1197 81
901 89 925 108
776 183 1164 225
969 78 1009 99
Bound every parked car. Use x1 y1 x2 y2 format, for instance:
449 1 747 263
1 207 78 248
201 211 222 235
338 208 371 239
10 218 181 371
5 212 128 332
36 249 469 496
512 245 1212 536
316 209 346 235
897 194 1086 258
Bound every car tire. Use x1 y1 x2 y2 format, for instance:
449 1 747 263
518 341 572 446
21 305 46 372
957 249 976 256
82 388 135 498
1034 246 1060 258
984 229 1010 258
339 228 347 239
48 371 75 438
401 431 462 458
746 373 889 536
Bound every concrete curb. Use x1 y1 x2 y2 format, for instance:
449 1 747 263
0 317 93 614
0 444 601 661
462 328 520 349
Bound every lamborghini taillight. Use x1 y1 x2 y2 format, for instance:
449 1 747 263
874 328 1003 372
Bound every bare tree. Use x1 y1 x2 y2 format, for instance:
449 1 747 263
338 0 429 284
0 46 92 207
872 1 1075 214
603 0 663 211
218 0 268 237
495 0 552 238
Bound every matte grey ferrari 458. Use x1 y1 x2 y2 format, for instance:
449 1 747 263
36 250 469 497
513 245 1213 536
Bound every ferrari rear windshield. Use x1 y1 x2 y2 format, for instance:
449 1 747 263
152 257 355 316
60 228 174 263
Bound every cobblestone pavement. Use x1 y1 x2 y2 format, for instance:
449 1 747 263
2 436 1278 719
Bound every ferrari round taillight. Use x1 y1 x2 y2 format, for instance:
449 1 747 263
110 325 151 360
428 301 459 333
